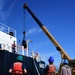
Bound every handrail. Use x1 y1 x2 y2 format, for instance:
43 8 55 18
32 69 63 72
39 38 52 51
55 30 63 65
0 22 16 37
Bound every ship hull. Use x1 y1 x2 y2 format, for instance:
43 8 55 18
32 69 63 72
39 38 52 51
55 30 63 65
0 50 45 75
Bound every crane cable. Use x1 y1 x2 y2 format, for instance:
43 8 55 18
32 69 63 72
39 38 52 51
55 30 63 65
23 8 26 40
22 8 27 49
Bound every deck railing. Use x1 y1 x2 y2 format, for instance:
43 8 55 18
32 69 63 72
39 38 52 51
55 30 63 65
0 22 16 37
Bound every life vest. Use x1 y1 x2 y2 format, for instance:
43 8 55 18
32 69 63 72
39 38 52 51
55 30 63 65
12 43 16 48
47 64 56 75
12 62 23 75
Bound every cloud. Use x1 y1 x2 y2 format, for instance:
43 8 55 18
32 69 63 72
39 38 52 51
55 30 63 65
0 0 15 22
30 41 51 53
0 22 6 31
37 29 42 33
0 0 5 20
44 51 58 56
0 0 4 10
26 27 42 36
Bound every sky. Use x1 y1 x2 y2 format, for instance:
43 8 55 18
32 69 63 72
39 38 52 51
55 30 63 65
0 0 75 66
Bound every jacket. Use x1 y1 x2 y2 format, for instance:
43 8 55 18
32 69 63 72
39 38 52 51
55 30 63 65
60 65 71 75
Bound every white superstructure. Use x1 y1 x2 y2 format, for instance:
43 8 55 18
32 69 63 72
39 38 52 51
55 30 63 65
0 22 17 52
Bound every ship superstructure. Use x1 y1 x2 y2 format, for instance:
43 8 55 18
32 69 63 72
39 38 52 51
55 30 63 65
0 22 17 52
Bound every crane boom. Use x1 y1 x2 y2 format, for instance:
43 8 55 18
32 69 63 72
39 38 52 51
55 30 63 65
23 3 71 61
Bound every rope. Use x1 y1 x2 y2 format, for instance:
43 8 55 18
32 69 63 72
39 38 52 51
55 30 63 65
32 56 40 75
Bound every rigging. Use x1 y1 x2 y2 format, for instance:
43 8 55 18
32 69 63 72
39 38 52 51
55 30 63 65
22 7 27 49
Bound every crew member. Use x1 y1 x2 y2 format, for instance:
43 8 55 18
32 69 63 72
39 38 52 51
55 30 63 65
12 41 16 53
9 55 27 75
44 56 56 75
34 52 41 62
60 60 71 75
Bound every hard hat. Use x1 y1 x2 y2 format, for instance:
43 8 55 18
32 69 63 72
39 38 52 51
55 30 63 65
48 56 54 63
16 55 23 61
63 59 68 64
